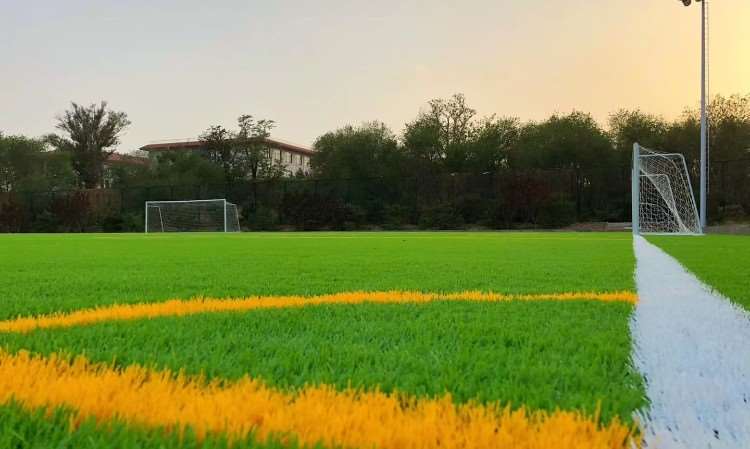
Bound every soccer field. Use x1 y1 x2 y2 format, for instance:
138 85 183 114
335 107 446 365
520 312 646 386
0 232 645 448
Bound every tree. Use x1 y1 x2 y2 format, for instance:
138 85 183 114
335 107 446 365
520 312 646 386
665 94 750 218
703 94 750 162
0 133 75 192
403 93 476 173
609 110 668 152
152 151 225 186
511 112 622 220
467 116 519 173
0 133 45 192
200 114 282 184
234 115 284 180
199 125 235 184
311 122 403 180
608 110 668 167
511 111 614 170
46 102 130 189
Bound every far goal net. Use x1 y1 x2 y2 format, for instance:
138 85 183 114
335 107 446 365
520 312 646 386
632 143 701 235
145 199 241 233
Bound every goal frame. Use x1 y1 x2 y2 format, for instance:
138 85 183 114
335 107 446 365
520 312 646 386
144 199 241 233
632 143 702 236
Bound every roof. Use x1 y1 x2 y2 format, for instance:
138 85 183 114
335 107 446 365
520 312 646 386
105 153 150 167
140 138 315 156
45 150 150 167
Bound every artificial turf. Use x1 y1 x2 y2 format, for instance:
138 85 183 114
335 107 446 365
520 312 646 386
0 300 645 423
0 231 643 446
0 232 634 320
0 402 301 449
647 234 750 310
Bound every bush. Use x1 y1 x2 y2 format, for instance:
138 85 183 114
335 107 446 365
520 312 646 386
454 195 486 225
418 204 465 230
281 191 353 230
31 211 62 233
246 206 279 231
50 192 91 232
0 199 25 232
383 204 413 229
537 200 577 228
99 215 125 232
122 212 144 232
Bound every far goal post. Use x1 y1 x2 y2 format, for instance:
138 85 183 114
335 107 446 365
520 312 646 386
144 199 241 233
632 143 702 235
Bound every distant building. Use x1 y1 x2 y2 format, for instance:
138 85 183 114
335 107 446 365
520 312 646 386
139 138 315 176
102 152 150 188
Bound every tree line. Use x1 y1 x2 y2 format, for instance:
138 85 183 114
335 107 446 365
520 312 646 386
307 93 749 224
0 103 288 192
311 93 750 181
1 93 748 231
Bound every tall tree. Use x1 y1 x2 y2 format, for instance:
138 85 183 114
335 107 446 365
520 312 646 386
0 133 76 192
511 111 614 170
46 102 130 188
608 109 668 167
234 115 283 180
403 93 476 173
199 125 235 183
200 115 281 183
152 151 225 186
609 110 668 152
0 133 44 191
702 94 750 162
311 122 403 179
467 116 520 173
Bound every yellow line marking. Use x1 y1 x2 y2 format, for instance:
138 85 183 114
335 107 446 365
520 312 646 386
0 291 637 334
0 350 640 449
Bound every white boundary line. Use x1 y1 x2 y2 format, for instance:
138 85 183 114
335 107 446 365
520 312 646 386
632 236 750 448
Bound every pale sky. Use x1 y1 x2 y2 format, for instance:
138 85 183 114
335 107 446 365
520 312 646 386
1 0 748 153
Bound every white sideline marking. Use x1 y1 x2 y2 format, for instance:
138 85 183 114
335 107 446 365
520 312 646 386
632 236 750 448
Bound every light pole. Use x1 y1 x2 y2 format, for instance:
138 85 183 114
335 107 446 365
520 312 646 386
679 0 708 229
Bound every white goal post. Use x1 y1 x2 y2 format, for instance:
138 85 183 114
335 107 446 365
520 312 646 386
145 199 241 233
632 143 702 235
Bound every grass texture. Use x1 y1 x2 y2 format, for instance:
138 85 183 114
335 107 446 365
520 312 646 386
0 232 643 447
0 301 645 422
0 402 297 449
0 290 637 333
0 350 639 449
0 232 634 319
647 234 750 310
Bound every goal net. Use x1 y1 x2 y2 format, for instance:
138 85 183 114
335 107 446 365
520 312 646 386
145 199 240 233
632 143 701 235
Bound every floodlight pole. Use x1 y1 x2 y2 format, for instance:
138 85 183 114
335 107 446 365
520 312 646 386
699 0 708 229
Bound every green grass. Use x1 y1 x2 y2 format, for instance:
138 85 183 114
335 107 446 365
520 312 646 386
0 402 304 449
0 231 644 445
0 232 634 320
648 234 750 310
0 300 645 423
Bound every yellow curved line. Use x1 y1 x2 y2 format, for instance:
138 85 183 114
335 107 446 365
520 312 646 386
0 290 637 334
0 350 640 449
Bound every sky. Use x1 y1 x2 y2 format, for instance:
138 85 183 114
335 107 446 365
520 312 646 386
1 0 748 153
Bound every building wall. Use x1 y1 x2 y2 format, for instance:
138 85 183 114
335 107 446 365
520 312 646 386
146 143 312 176
272 148 311 175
